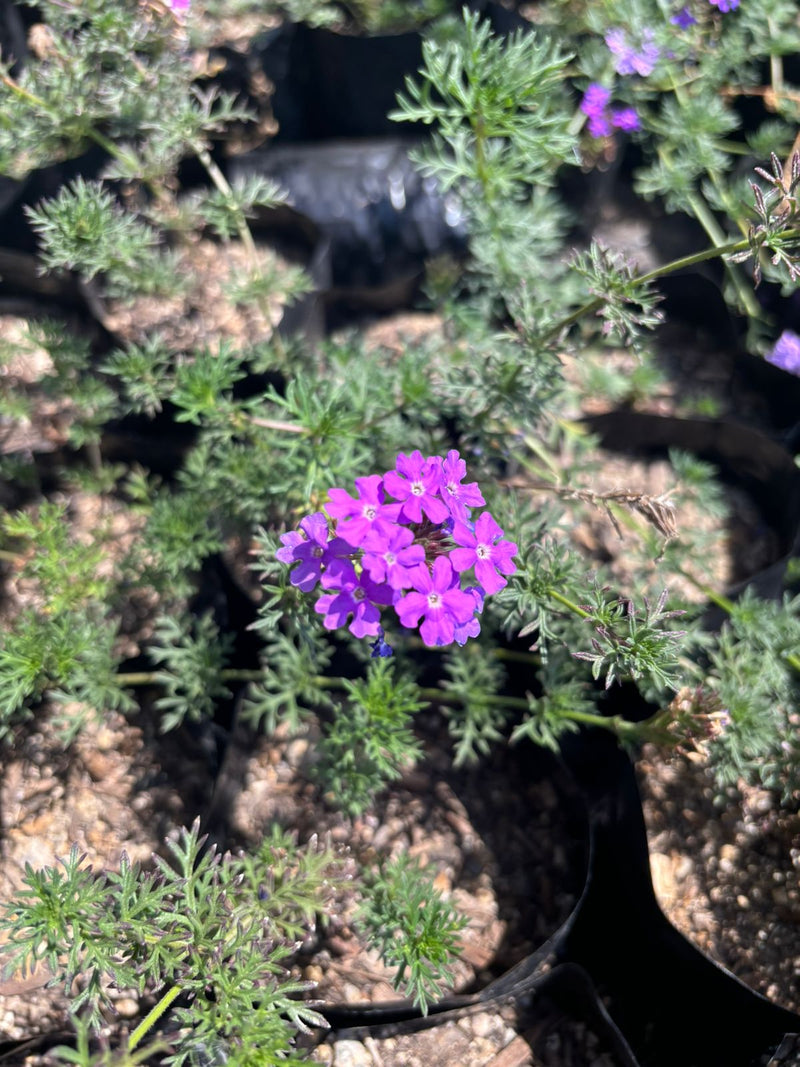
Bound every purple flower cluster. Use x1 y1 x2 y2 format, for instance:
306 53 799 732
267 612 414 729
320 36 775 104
708 0 739 11
605 28 660 78
276 450 518 651
767 330 800 376
580 84 641 139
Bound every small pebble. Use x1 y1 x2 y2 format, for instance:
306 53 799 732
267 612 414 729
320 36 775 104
333 1040 373 1067
113 997 139 1018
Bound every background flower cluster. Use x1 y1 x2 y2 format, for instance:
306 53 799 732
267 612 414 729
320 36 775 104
276 451 518 650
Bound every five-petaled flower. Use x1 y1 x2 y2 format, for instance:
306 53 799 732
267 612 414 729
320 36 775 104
326 474 400 547
315 561 394 638
450 512 519 594
361 525 425 589
275 512 350 592
440 449 485 522
395 557 477 647
384 451 450 525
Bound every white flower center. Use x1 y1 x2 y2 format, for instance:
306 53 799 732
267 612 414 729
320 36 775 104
384 552 396 565
353 587 366 602
427 592 442 609
476 543 491 560
446 481 458 497
410 481 424 497
363 504 377 520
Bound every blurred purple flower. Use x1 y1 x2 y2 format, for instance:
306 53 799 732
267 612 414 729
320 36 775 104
611 107 641 132
581 83 613 138
709 0 739 10
767 330 800 375
605 28 659 77
169 0 190 14
671 6 697 26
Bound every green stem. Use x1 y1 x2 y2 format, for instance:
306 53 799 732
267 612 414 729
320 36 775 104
560 708 640 740
115 668 266 686
128 984 182 1051
673 567 736 615
194 143 259 265
547 587 592 618
686 191 761 319
541 229 800 343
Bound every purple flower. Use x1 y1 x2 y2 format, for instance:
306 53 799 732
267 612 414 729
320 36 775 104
767 330 800 375
450 512 518 595
611 107 641 132
275 512 351 593
605 28 659 77
453 586 484 646
395 557 477 647
315 561 393 639
671 6 697 26
383 451 449 525
326 474 401 548
709 0 738 10
361 524 425 590
581 83 613 138
169 0 190 13
439 450 485 522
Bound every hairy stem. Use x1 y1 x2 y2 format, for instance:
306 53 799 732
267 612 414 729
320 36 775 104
127 983 182 1052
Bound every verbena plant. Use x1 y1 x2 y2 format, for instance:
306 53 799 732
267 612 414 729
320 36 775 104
1 0 800 1059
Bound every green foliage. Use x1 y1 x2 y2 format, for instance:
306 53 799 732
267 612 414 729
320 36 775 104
1 501 112 612
357 854 467 1013
191 174 286 240
392 9 575 192
441 641 508 765
26 179 160 287
705 590 800 799
570 241 664 349
315 659 424 816
511 659 590 751
572 588 687 694
240 630 334 735
101 336 173 417
0 822 341 1061
148 612 234 731
169 343 248 425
